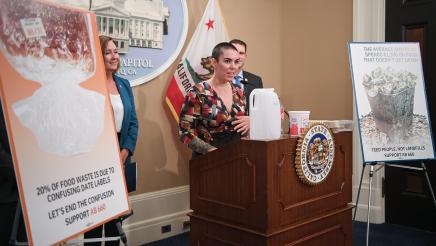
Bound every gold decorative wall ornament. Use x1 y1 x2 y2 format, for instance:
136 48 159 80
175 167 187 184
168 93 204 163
295 122 335 185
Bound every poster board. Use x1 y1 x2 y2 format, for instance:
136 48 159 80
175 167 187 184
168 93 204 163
349 42 435 163
0 1 129 245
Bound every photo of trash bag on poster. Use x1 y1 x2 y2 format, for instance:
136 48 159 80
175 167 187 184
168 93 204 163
349 42 435 163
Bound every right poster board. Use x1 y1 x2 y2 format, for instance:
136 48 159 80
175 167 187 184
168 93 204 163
348 42 435 163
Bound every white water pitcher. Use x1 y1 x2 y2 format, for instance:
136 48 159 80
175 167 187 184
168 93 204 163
249 88 281 140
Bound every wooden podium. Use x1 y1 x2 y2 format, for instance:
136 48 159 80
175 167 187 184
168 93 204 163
189 131 353 245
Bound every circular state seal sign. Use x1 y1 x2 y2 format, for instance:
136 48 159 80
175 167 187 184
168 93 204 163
295 123 335 185
47 0 189 86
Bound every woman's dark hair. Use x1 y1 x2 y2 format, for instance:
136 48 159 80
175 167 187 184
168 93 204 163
229 39 247 52
211 42 238 60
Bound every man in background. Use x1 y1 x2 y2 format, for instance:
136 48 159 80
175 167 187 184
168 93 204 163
229 39 264 113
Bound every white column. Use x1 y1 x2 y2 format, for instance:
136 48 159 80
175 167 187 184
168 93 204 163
111 17 114 35
105 16 109 35
100 17 103 34
125 19 129 38
118 18 121 37
142 20 145 38
352 0 386 224
113 18 117 36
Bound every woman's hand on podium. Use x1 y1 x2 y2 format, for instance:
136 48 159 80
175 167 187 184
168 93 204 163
208 147 218 152
232 115 250 136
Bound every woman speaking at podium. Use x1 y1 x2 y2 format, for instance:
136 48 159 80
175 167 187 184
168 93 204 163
179 42 249 157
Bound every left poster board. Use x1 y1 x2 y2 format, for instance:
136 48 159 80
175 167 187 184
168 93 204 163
0 1 130 245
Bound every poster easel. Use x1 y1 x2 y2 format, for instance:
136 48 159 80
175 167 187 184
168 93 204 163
353 161 436 246
9 200 26 246
9 200 132 246
348 42 436 246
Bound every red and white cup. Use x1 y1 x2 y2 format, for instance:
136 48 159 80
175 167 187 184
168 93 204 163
288 111 310 137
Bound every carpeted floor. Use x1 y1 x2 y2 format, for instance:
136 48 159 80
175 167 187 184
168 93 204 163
143 232 189 246
143 222 436 246
352 221 436 246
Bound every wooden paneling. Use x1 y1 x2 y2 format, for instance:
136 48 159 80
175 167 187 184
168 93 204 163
190 207 353 246
197 155 256 210
276 135 351 229
404 24 426 64
404 173 425 194
189 132 353 245
190 140 269 232
385 0 436 231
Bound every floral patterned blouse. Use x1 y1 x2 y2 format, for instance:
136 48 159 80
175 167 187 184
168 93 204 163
179 81 246 154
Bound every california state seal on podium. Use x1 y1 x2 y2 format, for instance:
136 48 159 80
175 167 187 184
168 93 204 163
295 122 335 185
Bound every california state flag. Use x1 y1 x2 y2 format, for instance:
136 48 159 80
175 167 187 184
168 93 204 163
165 0 229 121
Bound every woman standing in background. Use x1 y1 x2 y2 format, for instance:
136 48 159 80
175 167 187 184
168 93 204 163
84 36 138 246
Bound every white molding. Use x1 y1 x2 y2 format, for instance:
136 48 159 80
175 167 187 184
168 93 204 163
352 168 385 223
123 185 192 245
129 185 190 202
352 0 386 224
353 0 385 42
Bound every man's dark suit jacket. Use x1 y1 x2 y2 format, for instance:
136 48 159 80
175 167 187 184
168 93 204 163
242 70 263 114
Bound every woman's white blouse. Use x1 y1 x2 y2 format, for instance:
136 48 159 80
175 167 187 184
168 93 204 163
109 94 124 133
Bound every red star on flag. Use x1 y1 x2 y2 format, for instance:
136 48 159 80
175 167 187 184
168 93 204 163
205 19 215 30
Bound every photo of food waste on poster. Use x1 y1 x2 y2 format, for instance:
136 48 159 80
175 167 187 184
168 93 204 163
349 42 435 163
0 1 129 245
